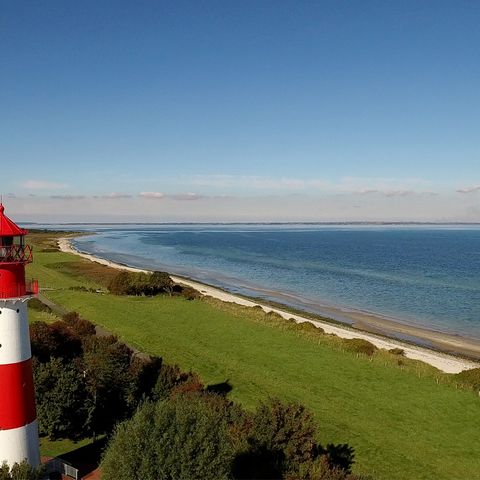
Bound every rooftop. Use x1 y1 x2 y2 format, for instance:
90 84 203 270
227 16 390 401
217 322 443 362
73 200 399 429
0 204 28 237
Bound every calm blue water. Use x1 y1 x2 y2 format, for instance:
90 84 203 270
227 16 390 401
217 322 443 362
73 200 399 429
67 224 480 339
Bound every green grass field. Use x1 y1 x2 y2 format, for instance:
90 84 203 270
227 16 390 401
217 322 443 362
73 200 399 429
27 233 480 480
40 437 93 459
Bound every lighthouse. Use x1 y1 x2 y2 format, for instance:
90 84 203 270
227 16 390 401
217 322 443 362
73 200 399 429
0 203 40 467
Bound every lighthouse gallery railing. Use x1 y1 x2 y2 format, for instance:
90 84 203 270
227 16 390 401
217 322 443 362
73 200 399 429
0 244 33 264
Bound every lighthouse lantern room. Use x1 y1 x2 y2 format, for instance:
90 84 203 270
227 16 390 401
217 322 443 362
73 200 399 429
0 203 40 467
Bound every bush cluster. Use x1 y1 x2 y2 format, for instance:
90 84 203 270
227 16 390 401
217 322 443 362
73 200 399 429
172 283 201 300
342 338 377 357
28 297 53 313
30 312 162 440
109 271 174 296
455 367 480 393
69 285 100 293
102 392 368 480
294 320 325 334
388 348 405 356
0 461 44 480
108 270 201 300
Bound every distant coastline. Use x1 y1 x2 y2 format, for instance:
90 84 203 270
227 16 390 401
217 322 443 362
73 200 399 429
58 235 479 374
24 221 480 226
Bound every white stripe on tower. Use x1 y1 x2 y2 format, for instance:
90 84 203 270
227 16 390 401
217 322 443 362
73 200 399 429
0 299 40 466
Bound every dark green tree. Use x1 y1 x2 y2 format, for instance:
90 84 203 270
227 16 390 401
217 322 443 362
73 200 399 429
150 271 174 295
81 335 135 438
102 395 234 480
0 461 44 480
62 311 96 337
30 321 81 362
33 357 87 439
127 355 163 405
231 399 317 479
231 399 356 480
151 363 203 401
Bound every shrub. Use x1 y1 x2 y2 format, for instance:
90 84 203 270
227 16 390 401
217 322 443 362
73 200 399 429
342 338 377 357
178 285 201 300
62 311 96 337
69 286 98 293
109 271 173 296
28 298 52 313
30 321 82 362
294 321 325 334
108 271 136 295
150 271 174 294
294 455 369 480
322 443 355 474
266 310 284 319
151 364 203 401
389 348 405 356
455 368 480 392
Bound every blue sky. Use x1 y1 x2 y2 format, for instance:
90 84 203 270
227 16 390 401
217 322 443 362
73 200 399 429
1 1 479 221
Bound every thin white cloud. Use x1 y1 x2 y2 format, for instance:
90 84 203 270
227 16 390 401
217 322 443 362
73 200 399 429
50 195 86 200
354 189 414 197
139 192 165 199
384 190 414 197
99 192 132 199
354 189 439 197
188 174 438 197
98 192 203 200
338 176 438 197
355 189 379 195
340 176 431 189
22 180 68 190
457 185 480 194
4 189 479 222
169 193 204 201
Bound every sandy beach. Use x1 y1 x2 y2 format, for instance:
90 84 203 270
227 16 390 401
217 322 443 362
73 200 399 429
57 237 480 374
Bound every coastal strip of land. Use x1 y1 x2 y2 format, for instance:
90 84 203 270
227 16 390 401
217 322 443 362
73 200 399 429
57 237 479 374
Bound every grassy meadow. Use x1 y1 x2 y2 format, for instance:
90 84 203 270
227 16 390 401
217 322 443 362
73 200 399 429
27 233 480 480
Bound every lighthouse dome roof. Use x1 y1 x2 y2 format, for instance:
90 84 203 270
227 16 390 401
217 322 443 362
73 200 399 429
0 204 28 237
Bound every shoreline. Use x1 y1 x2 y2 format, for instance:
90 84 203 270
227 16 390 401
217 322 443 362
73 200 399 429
57 236 480 374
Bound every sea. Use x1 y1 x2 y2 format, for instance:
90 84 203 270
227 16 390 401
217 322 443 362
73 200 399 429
40 223 480 340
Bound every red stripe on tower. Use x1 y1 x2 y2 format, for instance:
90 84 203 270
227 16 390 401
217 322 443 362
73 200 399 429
0 359 37 430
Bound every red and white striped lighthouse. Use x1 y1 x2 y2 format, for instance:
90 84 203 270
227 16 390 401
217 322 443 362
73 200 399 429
0 203 40 467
